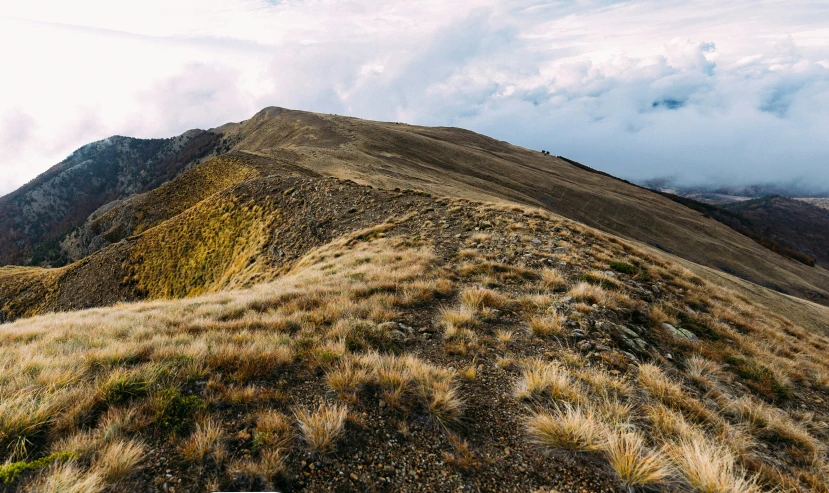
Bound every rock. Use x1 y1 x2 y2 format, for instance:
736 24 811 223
350 473 359 480
662 323 699 343
621 350 638 361
377 321 401 331
614 324 640 339
389 330 407 342
531 238 542 245
553 247 569 254
577 340 594 351
561 296 573 303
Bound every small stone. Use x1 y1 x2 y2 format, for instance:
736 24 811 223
662 323 699 343
350 473 359 480
378 321 400 331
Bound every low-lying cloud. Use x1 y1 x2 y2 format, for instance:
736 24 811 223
1 0 828 196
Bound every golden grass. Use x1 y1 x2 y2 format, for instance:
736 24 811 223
528 313 565 337
539 268 567 291
94 439 146 483
294 403 348 455
182 419 224 462
604 430 672 488
459 287 508 310
25 462 104 493
514 360 581 403
326 359 371 402
670 438 761 493
0 200 827 491
567 282 631 309
525 404 606 454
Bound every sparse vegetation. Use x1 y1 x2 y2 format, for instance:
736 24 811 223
0 176 826 492
294 403 348 455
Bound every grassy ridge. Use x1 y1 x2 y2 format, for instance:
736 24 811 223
0 199 826 491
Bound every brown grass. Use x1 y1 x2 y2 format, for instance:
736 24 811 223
94 439 146 483
294 403 348 455
528 313 565 337
525 404 606 454
670 438 761 493
604 430 672 488
182 419 224 462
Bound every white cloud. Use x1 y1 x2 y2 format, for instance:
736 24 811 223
0 0 828 196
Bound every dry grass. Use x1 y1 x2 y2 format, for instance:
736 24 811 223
440 306 478 330
182 419 224 462
254 410 294 451
94 439 146 483
670 438 761 493
459 287 508 310
494 329 513 344
294 403 348 455
25 462 104 493
567 282 631 309
514 360 581 403
539 268 567 291
0 199 827 491
525 404 606 454
326 359 371 402
528 313 565 337
604 430 672 488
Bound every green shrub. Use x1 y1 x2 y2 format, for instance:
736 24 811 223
723 356 788 402
154 389 205 436
609 261 638 275
676 313 720 341
0 452 76 484
101 372 150 405
579 272 619 290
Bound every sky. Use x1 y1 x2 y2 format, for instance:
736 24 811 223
1 0 828 196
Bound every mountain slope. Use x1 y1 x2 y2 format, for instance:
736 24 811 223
722 195 829 268
34 106 828 306
0 130 223 266
0 187 827 492
211 107 829 305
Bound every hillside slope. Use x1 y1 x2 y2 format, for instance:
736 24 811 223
723 196 829 268
215 108 829 305
2 107 828 307
0 130 223 266
0 186 827 492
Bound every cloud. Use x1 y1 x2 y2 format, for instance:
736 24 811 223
1 0 828 197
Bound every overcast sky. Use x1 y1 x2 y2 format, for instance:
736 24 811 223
1 1 828 196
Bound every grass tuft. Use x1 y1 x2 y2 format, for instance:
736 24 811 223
295 403 348 455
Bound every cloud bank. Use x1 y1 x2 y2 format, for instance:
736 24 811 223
1 0 828 196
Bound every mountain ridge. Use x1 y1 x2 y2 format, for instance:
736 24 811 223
2 106 829 316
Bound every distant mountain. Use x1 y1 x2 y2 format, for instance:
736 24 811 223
0 130 223 266
798 197 829 211
721 195 829 269
642 179 829 202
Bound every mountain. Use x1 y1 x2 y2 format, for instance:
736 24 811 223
0 130 224 266
721 195 829 269
6 107 829 309
797 197 829 211
0 107 828 491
